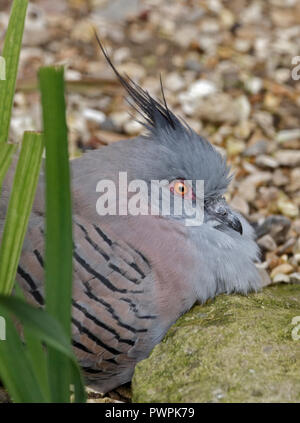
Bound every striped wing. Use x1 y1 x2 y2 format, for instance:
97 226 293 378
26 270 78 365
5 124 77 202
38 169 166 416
17 214 158 393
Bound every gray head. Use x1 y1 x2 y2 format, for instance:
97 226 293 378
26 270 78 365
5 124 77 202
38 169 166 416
93 35 262 298
96 36 243 233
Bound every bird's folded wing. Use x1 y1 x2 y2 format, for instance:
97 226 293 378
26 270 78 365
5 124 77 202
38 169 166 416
17 214 159 386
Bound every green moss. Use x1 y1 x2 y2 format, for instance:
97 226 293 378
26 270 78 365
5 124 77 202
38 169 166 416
132 284 300 403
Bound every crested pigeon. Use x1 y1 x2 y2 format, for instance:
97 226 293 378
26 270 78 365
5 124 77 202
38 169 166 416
0 38 261 393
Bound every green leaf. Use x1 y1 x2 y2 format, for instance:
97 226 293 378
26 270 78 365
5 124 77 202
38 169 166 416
0 132 44 295
0 304 46 403
0 296 73 356
14 284 50 401
23 329 51 401
0 0 28 145
0 143 17 193
39 66 74 402
0 295 86 402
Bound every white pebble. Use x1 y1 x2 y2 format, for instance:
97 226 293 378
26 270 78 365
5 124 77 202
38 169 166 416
83 108 106 125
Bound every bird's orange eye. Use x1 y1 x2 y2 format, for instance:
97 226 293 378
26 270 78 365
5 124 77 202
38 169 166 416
173 181 189 196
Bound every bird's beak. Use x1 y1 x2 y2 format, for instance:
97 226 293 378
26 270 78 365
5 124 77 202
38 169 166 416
224 212 243 235
205 198 243 235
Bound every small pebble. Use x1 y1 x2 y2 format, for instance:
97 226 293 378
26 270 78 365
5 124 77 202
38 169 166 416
272 273 290 283
83 108 106 125
289 273 300 284
124 119 143 135
257 234 277 252
274 150 300 167
230 195 249 216
276 129 300 143
277 198 299 218
271 263 294 279
243 140 268 157
255 155 278 169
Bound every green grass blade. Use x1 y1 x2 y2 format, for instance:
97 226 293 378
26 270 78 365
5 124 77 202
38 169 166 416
23 329 51 401
0 296 74 355
0 132 44 295
14 284 51 401
0 0 28 145
0 143 17 192
39 66 73 402
0 295 86 402
70 362 86 403
0 305 46 403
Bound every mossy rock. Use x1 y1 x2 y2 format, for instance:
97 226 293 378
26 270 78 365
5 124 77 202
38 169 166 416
132 284 300 403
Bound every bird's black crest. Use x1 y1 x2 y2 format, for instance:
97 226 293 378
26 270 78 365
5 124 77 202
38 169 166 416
94 32 232 197
94 31 181 132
